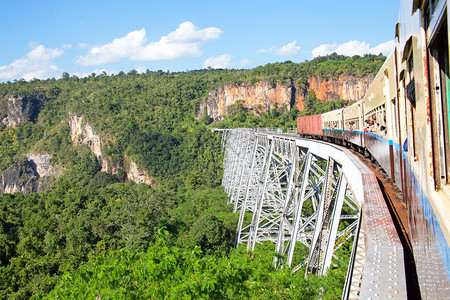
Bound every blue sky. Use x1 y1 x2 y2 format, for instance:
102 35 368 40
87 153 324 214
0 0 399 81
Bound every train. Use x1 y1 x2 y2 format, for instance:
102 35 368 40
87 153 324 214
297 0 450 298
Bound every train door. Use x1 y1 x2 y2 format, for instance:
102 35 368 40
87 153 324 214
359 101 364 147
385 67 397 182
393 44 406 193
399 38 415 196
427 1 450 189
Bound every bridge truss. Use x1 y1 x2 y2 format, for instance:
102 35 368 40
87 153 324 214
219 128 407 299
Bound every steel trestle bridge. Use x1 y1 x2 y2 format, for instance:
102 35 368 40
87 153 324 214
218 128 407 299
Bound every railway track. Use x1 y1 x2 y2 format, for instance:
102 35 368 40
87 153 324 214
351 147 421 298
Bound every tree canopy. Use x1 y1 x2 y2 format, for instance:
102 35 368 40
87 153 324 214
0 53 377 298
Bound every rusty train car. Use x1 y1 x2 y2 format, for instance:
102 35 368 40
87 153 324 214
297 0 450 297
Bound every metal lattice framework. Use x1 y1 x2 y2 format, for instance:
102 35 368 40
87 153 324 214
218 128 408 299
221 129 359 275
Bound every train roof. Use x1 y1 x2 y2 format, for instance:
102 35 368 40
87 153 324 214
322 107 344 116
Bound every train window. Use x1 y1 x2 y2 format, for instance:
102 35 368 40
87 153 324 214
364 105 386 134
406 56 416 107
393 98 399 137
428 17 450 187
406 54 418 158
423 0 439 30
345 118 359 130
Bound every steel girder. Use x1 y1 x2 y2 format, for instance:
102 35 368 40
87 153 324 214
221 129 359 276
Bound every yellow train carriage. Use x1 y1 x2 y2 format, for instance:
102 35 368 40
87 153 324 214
362 55 396 180
322 108 344 142
343 100 364 147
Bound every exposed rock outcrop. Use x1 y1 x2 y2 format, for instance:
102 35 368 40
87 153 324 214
25 153 63 178
298 75 373 105
127 160 156 186
1 94 42 127
0 154 60 195
68 114 103 158
67 114 156 187
201 80 293 121
201 75 373 120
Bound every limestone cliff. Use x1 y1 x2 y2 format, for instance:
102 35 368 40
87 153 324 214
127 160 156 186
25 153 63 178
1 94 42 127
201 75 373 120
68 114 103 158
201 80 293 121
0 154 60 195
67 114 156 187
0 159 39 194
298 75 373 105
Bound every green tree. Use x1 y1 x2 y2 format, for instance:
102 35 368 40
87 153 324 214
190 215 233 254
0 128 19 171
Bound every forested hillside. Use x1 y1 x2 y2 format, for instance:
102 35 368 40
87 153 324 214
0 54 383 299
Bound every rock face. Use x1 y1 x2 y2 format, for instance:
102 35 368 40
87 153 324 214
0 159 39 194
68 114 103 158
127 160 156 186
201 80 293 121
1 94 42 127
67 114 156 187
0 154 59 195
299 75 373 105
201 75 373 120
25 153 62 178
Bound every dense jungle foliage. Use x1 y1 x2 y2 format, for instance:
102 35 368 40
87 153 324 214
0 54 383 299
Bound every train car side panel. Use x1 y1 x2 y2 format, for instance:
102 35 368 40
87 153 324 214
322 108 344 141
297 116 305 134
363 56 392 178
297 114 322 136
343 100 364 147
398 0 450 297
312 114 323 135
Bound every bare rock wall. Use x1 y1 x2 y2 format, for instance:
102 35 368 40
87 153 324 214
201 75 374 120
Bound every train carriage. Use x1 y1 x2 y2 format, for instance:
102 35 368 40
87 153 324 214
343 100 364 147
396 0 450 297
297 113 322 136
322 108 344 142
363 55 396 183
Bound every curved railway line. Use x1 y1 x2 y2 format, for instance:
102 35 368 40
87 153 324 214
345 140 421 297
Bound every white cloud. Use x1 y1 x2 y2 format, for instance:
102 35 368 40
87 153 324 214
239 59 252 66
0 44 63 80
62 44 73 49
256 45 276 54
77 29 146 66
78 42 92 49
368 40 396 56
28 41 39 48
203 54 233 69
135 65 147 73
256 41 300 57
276 41 300 56
312 40 395 58
77 22 223 66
